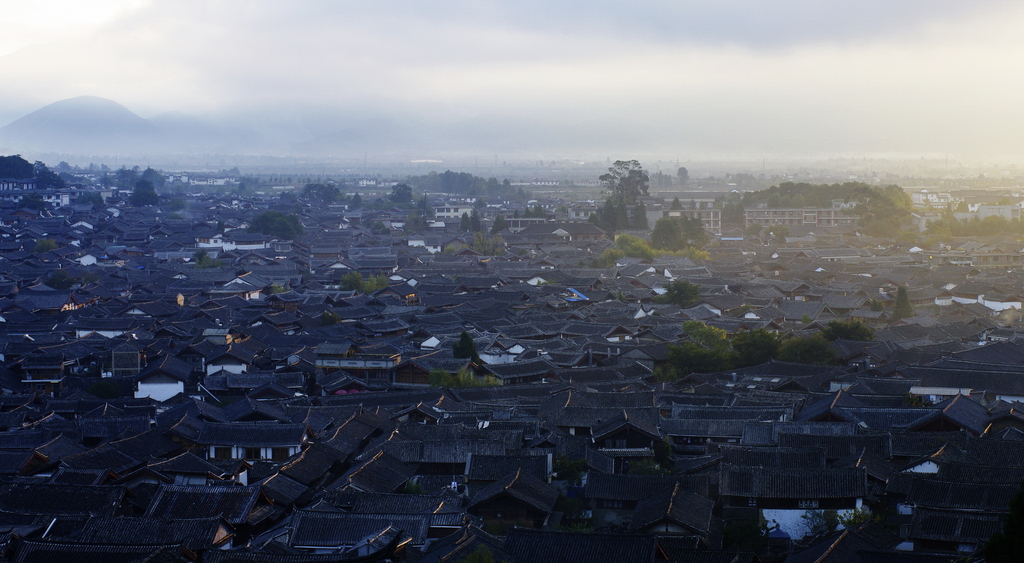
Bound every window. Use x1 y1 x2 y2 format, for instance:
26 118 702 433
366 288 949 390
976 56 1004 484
798 499 819 509
212 446 232 460
747 498 758 507
244 447 263 460
271 447 291 461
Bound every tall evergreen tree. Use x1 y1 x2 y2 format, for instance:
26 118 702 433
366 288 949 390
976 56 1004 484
632 200 649 229
891 285 913 322
453 331 481 364
460 212 471 232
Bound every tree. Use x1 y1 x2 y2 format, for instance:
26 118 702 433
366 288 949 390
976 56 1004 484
670 197 683 210
33 161 65 189
470 208 482 232
33 239 58 253
391 183 414 203
600 160 649 204
985 480 1024 562
0 155 33 179
651 216 707 251
130 180 160 207
249 211 303 239
302 183 340 203
491 215 508 234
350 193 362 208
140 167 165 189
192 249 223 269
453 331 481 364
77 192 104 207
18 193 46 211
891 285 913 322
632 200 649 229
732 329 781 367
659 322 732 380
46 270 78 290
677 167 689 185
822 319 875 341
767 225 789 240
319 310 341 326
460 212 472 232
776 334 836 364
655 280 701 306
115 167 140 189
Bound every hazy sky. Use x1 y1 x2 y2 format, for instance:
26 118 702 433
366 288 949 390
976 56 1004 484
3 0 1024 158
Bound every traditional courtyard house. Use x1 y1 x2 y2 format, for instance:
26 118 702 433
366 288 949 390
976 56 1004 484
467 469 560 532
199 421 309 461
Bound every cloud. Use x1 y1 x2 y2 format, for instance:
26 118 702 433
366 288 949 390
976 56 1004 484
2 0 1024 156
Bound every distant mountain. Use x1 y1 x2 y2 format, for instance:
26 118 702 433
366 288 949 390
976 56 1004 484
0 96 158 155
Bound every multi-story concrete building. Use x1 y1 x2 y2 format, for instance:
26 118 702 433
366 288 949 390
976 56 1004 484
744 207 857 228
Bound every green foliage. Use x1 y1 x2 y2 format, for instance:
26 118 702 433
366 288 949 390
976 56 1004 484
130 180 160 207
985 480 1024 563
891 285 913 322
390 183 414 203
670 197 683 210
822 319 875 341
470 208 482 232
168 198 186 211
723 516 770 554
404 480 426 495
659 321 732 380
249 211 303 239
77 191 105 207
87 379 121 400
302 183 340 203
632 200 649 229
46 270 78 290
453 331 481 364
405 210 429 232
140 167 165 189
627 458 670 475
337 271 389 293
463 545 497 563
651 216 708 251
767 225 789 240
742 181 913 238
777 334 836 364
472 232 504 255
554 455 586 487
428 368 501 388
614 234 656 260
802 510 839 542
18 193 46 211
600 160 649 204
460 212 472 232
115 167 140 189
837 508 881 528
732 329 782 367
192 250 223 269
319 310 341 326
654 280 701 306
33 161 65 189
490 214 508 234
653 438 674 470
721 199 745 224
268 283 287 294
33 238 58 253
405 171 520 200
0 155 34 179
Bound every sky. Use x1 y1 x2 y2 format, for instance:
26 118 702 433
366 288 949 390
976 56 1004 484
3 0 1024 159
